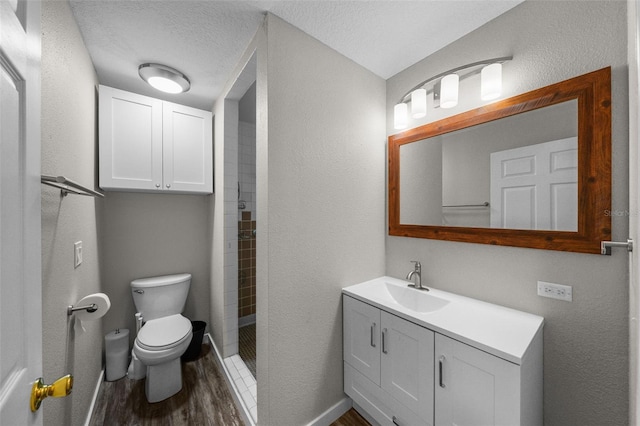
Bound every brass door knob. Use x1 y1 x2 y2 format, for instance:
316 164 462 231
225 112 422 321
30 374 73 412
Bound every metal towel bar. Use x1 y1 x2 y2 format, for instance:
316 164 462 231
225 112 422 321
41 175 104 198
442 201 490 208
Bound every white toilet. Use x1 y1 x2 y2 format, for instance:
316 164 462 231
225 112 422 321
131 273 193 403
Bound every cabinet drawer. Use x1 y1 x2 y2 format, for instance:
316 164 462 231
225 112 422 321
345 362 431 426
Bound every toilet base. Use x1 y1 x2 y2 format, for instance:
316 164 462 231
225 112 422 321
145 358 183 403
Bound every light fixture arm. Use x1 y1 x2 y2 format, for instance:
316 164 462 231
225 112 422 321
396 56 512 104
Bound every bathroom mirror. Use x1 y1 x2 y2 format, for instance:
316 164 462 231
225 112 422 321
388 67 611 253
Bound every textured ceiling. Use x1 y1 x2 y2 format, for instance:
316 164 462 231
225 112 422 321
69 0 524 111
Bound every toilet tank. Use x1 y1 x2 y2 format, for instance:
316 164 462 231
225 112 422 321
131 273 191 321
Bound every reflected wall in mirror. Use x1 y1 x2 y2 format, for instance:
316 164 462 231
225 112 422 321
389 67 611 253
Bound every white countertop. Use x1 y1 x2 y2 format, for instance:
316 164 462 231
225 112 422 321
342 276 544 365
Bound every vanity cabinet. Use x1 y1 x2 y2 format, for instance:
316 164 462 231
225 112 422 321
99 85 212 194
435 334 524 425
343 289 542 426
344 295 434 425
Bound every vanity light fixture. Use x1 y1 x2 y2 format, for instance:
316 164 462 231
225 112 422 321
138 63 191 94
393 56 511 129
440 73 459 109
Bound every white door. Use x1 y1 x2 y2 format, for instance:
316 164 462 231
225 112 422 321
0 0 43 425
163 102 213 193
98 85 164 191
629 1 640 423
434 334 520 426
490 137 578 230
343 296 381 385
380 311 434 425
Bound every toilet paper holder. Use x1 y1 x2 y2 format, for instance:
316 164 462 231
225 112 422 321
67 303 98 316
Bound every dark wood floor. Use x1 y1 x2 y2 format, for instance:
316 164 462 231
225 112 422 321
330 408 370 426
89 340 369 426
89 344 243 426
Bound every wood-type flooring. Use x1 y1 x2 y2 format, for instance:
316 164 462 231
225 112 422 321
89 340 370 426
89 344 243 425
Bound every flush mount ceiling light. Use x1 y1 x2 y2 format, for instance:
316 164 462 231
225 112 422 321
138 63 190 94
393 56 512 130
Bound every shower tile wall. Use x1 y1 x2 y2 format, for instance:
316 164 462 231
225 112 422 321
238 212 256 318
238 121 256 321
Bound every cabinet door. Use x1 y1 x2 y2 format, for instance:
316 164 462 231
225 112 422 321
381 311 434 424
163 102 213 193
99 85 163 191
435 334 520 426
343 296 381 385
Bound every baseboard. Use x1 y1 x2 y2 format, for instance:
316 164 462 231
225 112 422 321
84 368 105 426
306 397 353 426
205 332 256 426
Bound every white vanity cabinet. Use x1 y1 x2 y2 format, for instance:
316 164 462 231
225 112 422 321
99 85 212 194
435 334 530 425
344 295 434 426
343 277 543 426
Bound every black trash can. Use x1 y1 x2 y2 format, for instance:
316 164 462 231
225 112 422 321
181 320 206 362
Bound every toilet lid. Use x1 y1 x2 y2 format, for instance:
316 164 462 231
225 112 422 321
137 314 191 349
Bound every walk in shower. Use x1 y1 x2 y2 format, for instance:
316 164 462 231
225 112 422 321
220 53 258 425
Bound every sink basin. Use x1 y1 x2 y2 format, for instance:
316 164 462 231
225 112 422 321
384 282 449 313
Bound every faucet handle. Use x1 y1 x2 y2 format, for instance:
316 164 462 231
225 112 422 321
410 260 421 271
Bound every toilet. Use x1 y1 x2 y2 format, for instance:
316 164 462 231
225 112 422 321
131 273 193 403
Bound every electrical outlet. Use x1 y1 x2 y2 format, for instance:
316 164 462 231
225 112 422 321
74 241 82 268
537 281 572 302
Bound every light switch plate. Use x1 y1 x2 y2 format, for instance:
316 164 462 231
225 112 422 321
74 241 82 268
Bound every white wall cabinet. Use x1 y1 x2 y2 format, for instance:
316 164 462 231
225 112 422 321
99 85 213 194
343 294 542 426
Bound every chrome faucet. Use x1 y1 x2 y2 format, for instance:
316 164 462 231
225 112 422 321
406 261 428 291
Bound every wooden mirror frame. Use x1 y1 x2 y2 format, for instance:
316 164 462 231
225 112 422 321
388 67 611 254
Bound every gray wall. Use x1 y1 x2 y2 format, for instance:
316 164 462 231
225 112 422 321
41 1 102 424
255 14 387 425
386 2 629 425
99 192 211 341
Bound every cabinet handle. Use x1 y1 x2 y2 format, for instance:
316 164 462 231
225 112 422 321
155 183 160 188
382 328 388 354
166 184 171 188
370 323 376 347
439 355 446 388
392 415 402 426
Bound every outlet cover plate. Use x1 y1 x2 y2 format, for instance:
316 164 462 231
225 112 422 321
537 280 572 302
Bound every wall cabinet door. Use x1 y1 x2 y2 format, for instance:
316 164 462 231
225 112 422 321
99 86 163 191
343 295 381 385
162 102 212 192
381 311 434 423
435 333 520 426
99 85 212 194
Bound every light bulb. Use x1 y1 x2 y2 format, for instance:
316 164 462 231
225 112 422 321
147 76 184 94
394 103 408 130
481 63 502 101
411 88 427 119
440 74 459 109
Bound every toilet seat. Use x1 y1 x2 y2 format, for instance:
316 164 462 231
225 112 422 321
136 314 191 351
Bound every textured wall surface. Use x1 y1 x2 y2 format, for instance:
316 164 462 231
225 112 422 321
256 14 387 425
41 1 102 424
386 2 629 425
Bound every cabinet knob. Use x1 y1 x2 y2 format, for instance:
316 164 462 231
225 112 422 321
166 184 171 188
155 183 160 188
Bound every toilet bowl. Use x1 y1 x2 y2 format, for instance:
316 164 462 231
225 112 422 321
130 273 193 403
